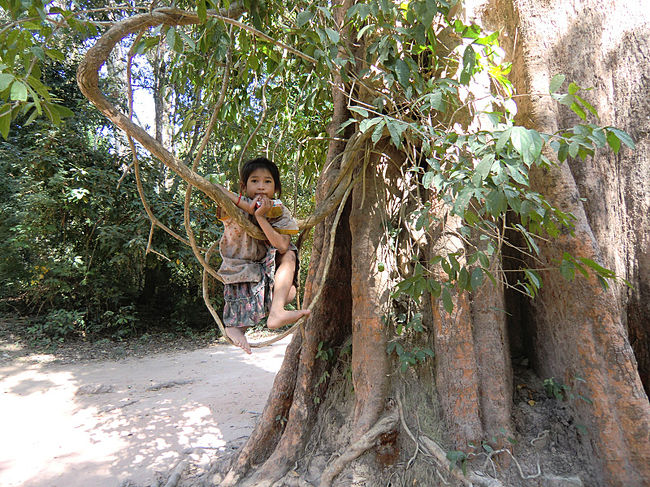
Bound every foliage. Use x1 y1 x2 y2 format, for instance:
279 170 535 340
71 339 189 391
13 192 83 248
0 0 634 348
543 376 593 404
330 1 633 314
0 39 212 339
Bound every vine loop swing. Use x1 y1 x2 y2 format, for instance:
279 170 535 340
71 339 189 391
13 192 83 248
78 7 363 349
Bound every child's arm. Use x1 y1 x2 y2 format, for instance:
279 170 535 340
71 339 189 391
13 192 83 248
253 196 291 253
215 183 255 215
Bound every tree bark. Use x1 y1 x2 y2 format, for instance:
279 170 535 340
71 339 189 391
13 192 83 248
349 147 394 441
470 238 513 441
482 0 650 483
429 214 484 448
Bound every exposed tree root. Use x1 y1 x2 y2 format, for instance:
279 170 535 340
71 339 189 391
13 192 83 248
396 395 505 487
418 436 505 487
319 408 399 487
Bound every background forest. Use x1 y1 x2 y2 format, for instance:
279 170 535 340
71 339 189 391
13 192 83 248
0 0 325 344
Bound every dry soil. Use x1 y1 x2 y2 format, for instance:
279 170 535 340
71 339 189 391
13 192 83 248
0 330 288 487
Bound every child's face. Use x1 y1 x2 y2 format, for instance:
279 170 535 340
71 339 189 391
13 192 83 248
245 168 276 199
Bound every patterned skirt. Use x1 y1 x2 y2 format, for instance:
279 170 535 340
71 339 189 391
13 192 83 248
223 247 277 328
222 245 299 329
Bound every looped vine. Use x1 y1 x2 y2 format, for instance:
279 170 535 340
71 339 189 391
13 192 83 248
77 6 363 347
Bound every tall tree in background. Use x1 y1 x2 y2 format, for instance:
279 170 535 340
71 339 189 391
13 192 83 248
3 0 649 485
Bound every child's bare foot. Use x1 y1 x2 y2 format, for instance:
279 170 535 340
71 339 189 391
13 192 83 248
267 308 311 330
225 326 252 354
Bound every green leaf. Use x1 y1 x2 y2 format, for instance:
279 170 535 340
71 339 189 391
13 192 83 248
446 450 466 472
579 257 615 278
485 189 507 217
596 275 609 290
524 269 542 289
475 154 494 181
464 209 479 225
30 45 45 61
52 102 73 118
27 75 50 98
470 267 484 290
475 31 499 46
422 171 434 189
590 127 607 147
606 130 621 153
371 119 385 144
197 0 207 22
349 106 369 118
496 128 511 153
457 267 469 290
166 27 177 50
359 116 380 133
453 187 474 215
560 257 575 281
425 90 443 110
428 278 442 297
528 130 544 162
0 103 11 139
510 126 532 156
325 27 340 44
557 141 569 161
441 286 453 314
357 23 376 41
178 31 196 50
460 45 475 84
0 73 14 91
413 0 437 26
515 223 540 255
10 81 28 101
24 85 41 114
505 162 528 185
42 101 61 125
394 58 410 88
166 27 183 53
574 94 598 119
608 128 635 150
570 101 587 120
296 10 313 27
386 119 405 148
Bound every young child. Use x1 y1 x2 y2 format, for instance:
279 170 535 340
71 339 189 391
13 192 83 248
214 157 311 353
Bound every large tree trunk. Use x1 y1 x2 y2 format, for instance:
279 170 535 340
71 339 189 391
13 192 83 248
481 0 650 484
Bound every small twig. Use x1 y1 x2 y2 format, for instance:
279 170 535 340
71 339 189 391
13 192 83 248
237 60 279 169
531 429 550 446
204 10 316 64
504 449 542 480
148 248 172 261
435 469 451 485
395 395 421 469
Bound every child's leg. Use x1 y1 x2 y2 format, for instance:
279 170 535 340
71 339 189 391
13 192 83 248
267 249 311 329
225 326 251 354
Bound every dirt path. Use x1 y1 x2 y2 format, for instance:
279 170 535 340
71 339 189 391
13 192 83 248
0 336 289 487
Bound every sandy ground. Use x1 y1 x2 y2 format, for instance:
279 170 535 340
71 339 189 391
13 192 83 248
0 336 290 487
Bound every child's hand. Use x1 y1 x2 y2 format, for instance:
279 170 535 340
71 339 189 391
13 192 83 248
253 195 272 218
244 198 256 215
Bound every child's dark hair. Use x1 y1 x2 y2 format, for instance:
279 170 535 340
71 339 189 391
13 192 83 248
240 157 282 197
